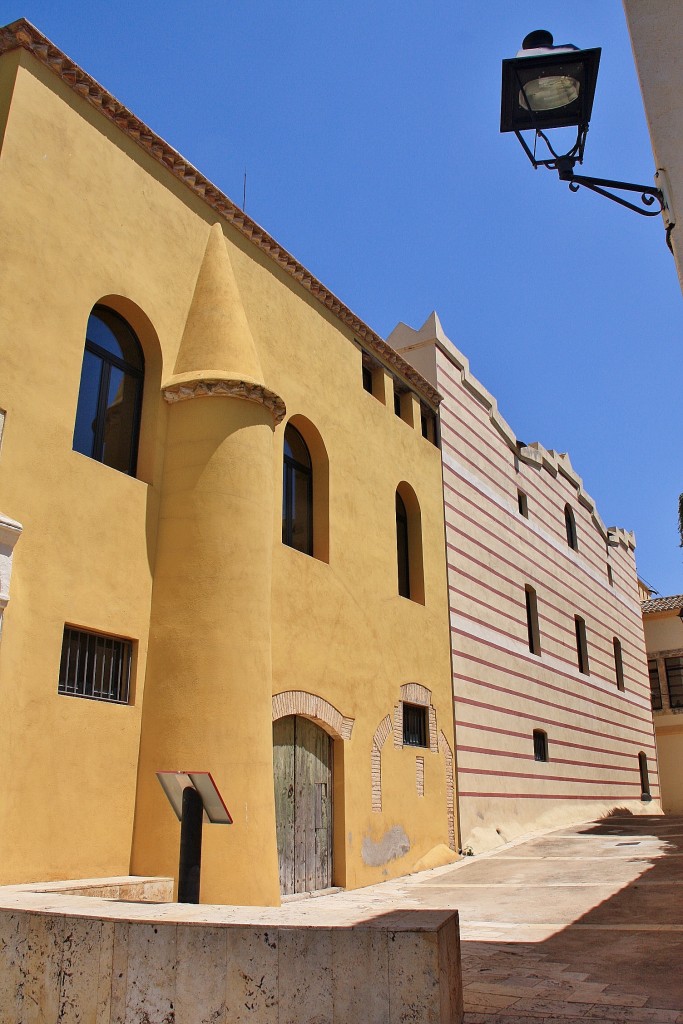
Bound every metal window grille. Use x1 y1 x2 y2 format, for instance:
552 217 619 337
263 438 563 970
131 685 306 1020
402 703 428 748
665 656 683 709
649 659 663 711
533 729 549 762
59 626 132 704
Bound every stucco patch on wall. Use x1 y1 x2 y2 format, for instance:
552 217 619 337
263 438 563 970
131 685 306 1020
361 825 410 866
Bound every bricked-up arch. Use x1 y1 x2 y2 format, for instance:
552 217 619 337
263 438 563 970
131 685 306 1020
371 715 393 813
439 730 457 851
272 691 354 740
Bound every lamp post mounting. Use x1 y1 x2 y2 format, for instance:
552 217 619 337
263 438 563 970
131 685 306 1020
500 30 674 242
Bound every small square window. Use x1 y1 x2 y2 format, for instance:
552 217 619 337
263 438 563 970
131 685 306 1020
59 625 132 704
403 703 428 747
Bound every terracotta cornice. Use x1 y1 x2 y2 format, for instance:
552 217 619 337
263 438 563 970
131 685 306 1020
0 18 441 409
162 377 286 425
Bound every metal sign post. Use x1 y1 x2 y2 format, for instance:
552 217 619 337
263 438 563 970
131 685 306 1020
156 771 232 904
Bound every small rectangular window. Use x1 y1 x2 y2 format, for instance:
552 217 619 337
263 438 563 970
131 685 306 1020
607 563 613 586
574 615 589 675
403 703 428 747
518 490 528 517
59 625 132 704
665 656 683 709
362 365 373 394
613 638 625 692
525 585 541 655
533 729 548 762
649 659 663 711
394 387 402 417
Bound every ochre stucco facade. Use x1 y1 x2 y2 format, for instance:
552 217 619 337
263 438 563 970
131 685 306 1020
0 21 456 904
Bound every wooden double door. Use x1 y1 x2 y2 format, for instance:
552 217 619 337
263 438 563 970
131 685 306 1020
273 715 332 895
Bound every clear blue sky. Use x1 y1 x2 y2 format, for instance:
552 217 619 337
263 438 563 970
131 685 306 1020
8 1 682 595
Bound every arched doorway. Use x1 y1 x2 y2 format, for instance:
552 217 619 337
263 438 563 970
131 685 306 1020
273 715 332 894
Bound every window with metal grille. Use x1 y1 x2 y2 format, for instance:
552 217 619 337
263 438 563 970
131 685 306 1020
533 729 549 762
402 703 428 748
665 656 683 709
649 659 663 711
59 626 132 704
574 615 589 675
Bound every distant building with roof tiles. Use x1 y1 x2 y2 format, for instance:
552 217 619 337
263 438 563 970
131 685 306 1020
642 591 683 813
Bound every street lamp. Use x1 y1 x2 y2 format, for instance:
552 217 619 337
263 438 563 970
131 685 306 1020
501 30 674 241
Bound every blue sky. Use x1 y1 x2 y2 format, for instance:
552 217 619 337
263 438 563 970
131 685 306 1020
8 1 682 595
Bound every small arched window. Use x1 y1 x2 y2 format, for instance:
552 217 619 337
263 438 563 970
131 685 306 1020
564 504 578 550
282 423 313 555
73 305 144 475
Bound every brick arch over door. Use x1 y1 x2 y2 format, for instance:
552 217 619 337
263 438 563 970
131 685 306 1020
272 690 354 740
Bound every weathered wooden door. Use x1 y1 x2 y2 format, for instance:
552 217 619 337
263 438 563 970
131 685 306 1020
273 715 332 894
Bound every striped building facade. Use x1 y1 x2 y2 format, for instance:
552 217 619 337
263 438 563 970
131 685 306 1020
390 314 659 852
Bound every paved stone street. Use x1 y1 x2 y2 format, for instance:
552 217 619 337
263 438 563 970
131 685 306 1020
295 814 683 1022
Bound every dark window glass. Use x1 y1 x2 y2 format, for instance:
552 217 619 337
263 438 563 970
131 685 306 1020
525 585 540 655
649 659 663 711
59 625 132 704
394 387 402 417
518 490 528 517
282 424 313 555
607 563 614 586
403 703 427 747
665 656 683 709
533 729 548 762
73 306 144 476
565 504 578 550
362 365 373 394
638 752 651 798
421 413 428 438
613 638 625 691
575 615 589 674
396 492 410 598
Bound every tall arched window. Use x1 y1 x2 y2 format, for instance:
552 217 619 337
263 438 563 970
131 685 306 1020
73 305 144 475
638 752 651 800
564 504 578 550
282 423 313 555
613 637 625 691
395 483 424 604
396 493 410 598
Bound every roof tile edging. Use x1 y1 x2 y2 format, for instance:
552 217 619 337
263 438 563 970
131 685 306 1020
0 18 440 410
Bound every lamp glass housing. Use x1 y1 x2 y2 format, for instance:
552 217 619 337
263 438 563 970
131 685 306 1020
501 47 601 133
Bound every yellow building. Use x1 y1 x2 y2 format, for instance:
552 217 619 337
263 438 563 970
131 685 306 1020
0 19 457 905
642 594 683 814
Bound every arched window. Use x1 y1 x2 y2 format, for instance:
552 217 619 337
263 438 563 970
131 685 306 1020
73 305 144 475
533 729 549 762
574 615 589 675
395 483 425 604
564 504 578 550
282 423 313 555
396 493 410 598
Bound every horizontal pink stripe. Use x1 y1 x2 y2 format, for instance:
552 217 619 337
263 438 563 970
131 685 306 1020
457 791 659 800
456 744 644 774
458 766 643 787
455 719 655 761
